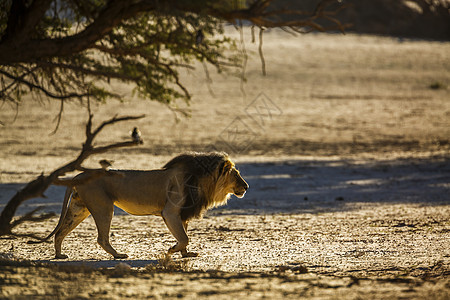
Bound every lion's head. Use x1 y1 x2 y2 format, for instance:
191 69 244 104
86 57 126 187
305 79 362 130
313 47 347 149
218 159 248 198
163 152 249 221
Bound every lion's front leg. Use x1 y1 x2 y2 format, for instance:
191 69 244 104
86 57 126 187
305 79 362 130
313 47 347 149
163 178 198 257
180 220 198 257
161 211 198 257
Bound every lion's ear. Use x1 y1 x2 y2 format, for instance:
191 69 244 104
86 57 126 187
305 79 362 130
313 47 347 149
220 160 233 175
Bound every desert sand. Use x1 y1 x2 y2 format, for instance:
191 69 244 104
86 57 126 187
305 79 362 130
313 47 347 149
1 30 449 299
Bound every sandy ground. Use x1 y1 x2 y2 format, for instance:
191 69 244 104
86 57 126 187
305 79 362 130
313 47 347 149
1 31 449 298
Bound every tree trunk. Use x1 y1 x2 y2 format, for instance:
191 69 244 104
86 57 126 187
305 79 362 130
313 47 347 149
0 175 51 235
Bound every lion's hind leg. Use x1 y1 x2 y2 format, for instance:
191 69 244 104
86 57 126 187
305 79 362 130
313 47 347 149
54 195 90 259
83 193 128 259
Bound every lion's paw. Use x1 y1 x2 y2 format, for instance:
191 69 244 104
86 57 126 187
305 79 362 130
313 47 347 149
182 252 199 258
55 254 68 259
114 253 129 259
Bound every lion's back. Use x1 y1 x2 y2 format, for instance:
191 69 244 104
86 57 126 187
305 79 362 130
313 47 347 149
74 169 174 214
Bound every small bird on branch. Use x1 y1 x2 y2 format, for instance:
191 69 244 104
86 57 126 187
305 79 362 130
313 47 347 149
99 159 114 170
131 127 143 144
195 29 204 46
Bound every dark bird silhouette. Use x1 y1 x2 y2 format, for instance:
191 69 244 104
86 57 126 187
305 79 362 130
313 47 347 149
196 29 204 46
99 159 113 170
132 127 142 143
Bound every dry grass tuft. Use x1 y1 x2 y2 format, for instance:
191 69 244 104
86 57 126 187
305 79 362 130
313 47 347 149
145 252 192 272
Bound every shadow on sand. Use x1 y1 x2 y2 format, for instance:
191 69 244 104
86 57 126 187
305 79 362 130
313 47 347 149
1 156 449 217
223 156 450 214
35 258 158 269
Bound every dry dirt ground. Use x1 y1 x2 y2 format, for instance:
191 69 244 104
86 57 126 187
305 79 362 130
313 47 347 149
1 31 449 299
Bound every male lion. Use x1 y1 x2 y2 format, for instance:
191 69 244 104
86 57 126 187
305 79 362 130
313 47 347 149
34 152 248 259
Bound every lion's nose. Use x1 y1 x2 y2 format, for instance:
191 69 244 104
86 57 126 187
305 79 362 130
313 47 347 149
244 183 249 190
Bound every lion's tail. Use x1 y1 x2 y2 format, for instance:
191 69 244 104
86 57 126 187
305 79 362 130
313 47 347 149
27 187 74 244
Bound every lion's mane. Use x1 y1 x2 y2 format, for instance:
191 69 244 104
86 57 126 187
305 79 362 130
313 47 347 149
163 152 235 221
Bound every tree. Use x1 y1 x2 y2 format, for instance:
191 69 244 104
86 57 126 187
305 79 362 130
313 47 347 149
0 0 346 235
0 0 346 114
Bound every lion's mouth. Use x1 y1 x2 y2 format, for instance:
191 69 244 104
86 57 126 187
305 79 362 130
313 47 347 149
234 190 247 198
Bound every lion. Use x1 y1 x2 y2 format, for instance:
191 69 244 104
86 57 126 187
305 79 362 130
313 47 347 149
32 152 248 259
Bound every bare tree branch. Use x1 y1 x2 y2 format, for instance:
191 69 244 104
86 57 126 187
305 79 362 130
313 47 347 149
238 21 247 98
0 68 90 100
50 100 64 134
258 27 266 76
202 61 216 98
37 61 142 82
0 112 145 235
